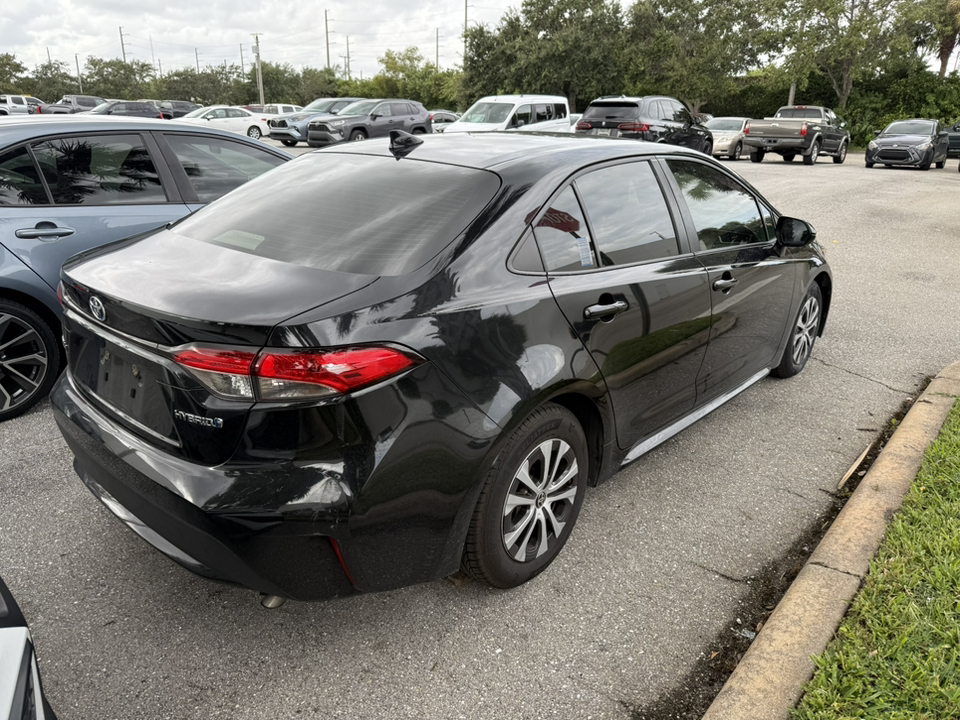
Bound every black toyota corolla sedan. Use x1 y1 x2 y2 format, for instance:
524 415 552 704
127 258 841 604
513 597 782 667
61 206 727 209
864 118 950 169
51 132 832 604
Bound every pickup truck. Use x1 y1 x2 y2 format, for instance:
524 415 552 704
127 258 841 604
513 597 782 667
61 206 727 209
743 105 850 165
0 95 32 115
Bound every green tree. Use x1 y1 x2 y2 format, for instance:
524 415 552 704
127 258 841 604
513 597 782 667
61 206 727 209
299 67 339 103
0 53 27 93
83 58 154 99
23 60 78 103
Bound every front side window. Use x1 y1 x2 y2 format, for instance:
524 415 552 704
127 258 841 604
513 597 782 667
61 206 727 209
0 147 49 206
533 186 595 273
665 160 766 251
461 102 513 124
31 134 165 206
575 162 679 266
512 105 532 127
164 134 285 203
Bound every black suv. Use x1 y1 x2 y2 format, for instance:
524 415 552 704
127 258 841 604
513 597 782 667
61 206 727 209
306 99 432 146
576 95 713 154
159 100 201 118
85 101 168 119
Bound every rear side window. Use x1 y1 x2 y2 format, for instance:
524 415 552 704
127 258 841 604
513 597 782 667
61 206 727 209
0 147 49 205
532 186 595 273
583 103 639 121
665 159 766 250
171 153 502 276
31 134 165 205
575 162 679 265
533 104 554 123
164 134 285 203
554 104 567 119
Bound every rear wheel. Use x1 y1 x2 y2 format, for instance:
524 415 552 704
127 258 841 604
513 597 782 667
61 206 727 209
281 139 298 147
412 127 425 134
832 142 847 164
462 404 587 588
750 149 765 163
246 126 262 140
350 129 367 141
0 300 59 421
772 284 822 379
730 141 742 160
803 140 820 165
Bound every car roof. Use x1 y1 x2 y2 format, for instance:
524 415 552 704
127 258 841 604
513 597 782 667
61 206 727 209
0 115 295 154
311 132 707 172
475 95 568 104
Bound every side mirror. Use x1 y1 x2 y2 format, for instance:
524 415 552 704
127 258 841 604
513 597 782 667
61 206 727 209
516 119 526 128
840 121 847 128
777 216 816 247
370 113 380 120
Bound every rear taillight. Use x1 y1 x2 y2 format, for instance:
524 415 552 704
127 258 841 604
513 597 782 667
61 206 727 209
744 121 750 134
173 345 422 401
575 121 591 131
618 122 651 133
800 123 808 136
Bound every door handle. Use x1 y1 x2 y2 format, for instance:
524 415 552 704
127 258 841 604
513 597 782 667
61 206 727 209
584 300 628 319
712 276 739 292
15 224 76 240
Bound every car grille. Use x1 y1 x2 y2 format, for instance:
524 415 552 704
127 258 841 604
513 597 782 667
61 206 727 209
309 122 330 132
877 149 911 161
269 119 287 128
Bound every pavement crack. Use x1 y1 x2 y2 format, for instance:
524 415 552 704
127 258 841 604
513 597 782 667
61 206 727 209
811 357 914 395
808 560 861 579
691 562 750 584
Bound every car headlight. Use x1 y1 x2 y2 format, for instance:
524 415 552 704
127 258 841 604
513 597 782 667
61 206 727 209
916 142 932 151
329 120 345 128
868 140 878 150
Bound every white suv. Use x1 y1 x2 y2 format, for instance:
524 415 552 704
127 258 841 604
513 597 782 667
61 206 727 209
444 94 570 134
0 95 31 115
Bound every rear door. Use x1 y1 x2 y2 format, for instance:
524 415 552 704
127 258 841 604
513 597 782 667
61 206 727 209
536 159 712 450
0 132 188 292
660 157 799 401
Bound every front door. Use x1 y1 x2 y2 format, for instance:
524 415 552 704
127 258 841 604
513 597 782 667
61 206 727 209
534 160 712 451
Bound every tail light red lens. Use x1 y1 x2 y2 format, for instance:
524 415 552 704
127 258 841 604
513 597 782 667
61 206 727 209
174 345 422 401
801 123 808 136
575 121 591 131
744 121 750 134
618 122 651 133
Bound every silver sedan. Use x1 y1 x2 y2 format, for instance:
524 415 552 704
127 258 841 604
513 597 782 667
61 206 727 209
705 116 750 160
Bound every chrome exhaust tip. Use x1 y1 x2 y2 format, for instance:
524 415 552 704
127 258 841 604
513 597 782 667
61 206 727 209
259 593 287 609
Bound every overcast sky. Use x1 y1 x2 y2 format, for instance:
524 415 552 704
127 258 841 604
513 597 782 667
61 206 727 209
5 0 517 81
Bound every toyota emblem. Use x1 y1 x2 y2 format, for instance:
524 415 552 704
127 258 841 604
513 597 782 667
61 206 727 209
89 296 107 322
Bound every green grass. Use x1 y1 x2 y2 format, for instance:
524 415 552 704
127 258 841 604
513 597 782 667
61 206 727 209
793 400 960 720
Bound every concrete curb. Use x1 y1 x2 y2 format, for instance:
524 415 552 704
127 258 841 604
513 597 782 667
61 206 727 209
701 361 960 720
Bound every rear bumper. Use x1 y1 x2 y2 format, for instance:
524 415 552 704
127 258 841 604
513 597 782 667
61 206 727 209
51 360 498 601
743 137 808 152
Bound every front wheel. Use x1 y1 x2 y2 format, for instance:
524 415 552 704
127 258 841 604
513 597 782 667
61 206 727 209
729 141 742 161
462 404 587 589
935 159 945 169
246 126 262 139
832 142 847 164
0 300 60 421
350 129 367 141
865 161 874 168
280 139 298 147
803 140 820 165
772 284 822 379
750 150 765 163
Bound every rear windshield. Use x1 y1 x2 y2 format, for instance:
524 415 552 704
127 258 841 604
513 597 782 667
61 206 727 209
883 120 934 135
77 96 100 107
171 153 502 276
774 108 822 119
583 103 639 121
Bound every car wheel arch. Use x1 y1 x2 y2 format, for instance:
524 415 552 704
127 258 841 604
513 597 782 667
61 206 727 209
813 271 832 336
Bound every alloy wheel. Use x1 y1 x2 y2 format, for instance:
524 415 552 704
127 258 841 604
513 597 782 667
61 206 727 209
0 312 49 414
791 295 820 366
501 438 579 562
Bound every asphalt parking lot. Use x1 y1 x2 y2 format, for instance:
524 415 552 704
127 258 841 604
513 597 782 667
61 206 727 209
2 143 959 719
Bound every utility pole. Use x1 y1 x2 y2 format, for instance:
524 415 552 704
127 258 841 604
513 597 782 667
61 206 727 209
46 47 51 63
346 36 351 80
119 27 128 63
436 28 439 70
75 54 83 92
324 10 331 70
150 36 156 70
240 42 245 72
195 48 200 72
252 34 265 106
464 0 468 61
158 58 163 75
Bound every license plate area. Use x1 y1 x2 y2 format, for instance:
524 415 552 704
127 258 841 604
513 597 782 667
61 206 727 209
763 138 780 145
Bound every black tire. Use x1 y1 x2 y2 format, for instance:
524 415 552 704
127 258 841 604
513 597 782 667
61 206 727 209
803 140 820 165
750 150 764 163
935 159 945 169
462 404 588 588
771 284 822 379
783 153 796 162
730 141 742 161
832 142 847 164
350 129 367 141
246 126 261 139
865 161 874 168
920 159 931 171
280 139 298 147
412 127 425 135
0 299 60 421
701 141 713 156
